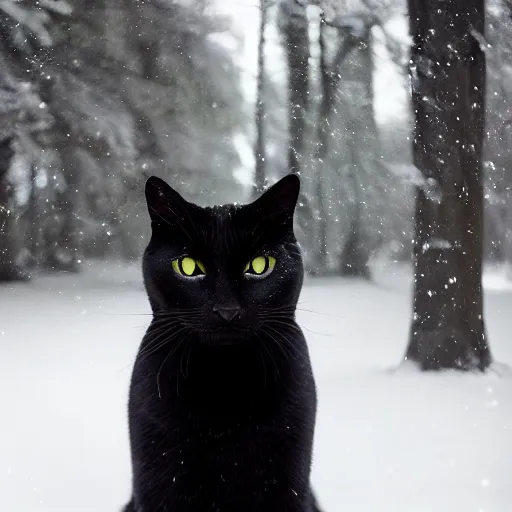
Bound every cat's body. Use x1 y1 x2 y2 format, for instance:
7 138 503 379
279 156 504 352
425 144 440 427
124 175 322 512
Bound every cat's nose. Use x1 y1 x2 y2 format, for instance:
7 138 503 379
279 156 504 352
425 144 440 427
213 305 241 323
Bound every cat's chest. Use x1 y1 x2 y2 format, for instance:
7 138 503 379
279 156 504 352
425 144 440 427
144 424 295 505
161 420 282 469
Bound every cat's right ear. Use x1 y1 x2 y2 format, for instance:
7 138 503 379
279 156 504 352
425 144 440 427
248 173 300 223
145 176 189 225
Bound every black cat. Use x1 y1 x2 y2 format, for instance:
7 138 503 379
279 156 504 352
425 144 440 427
123 174 322 512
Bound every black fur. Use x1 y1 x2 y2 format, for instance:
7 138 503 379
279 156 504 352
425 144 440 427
124 175 321 512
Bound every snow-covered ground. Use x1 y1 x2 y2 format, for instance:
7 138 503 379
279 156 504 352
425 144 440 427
1 262 511 512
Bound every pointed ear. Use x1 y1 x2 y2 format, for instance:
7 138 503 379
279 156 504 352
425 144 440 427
249 174 300 222
145 176 190 225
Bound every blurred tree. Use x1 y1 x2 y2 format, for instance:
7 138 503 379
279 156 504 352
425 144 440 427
253 1 300 186
404 0 492 370
307 2 398 277
0 134 21 281
278 0 317 267
483 0 512 274
313 12 332 272
323 13 379 279
0 55 52 281
0 66 23 281
0 0 136 270
0 0 246 272
279 0 310 177
103 0 246 212
254 0 269 195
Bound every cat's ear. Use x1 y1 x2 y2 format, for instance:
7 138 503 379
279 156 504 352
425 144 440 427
249 174 300 222
145 176 190 225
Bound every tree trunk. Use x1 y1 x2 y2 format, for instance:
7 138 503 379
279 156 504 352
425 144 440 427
254 0 267 196
405 0 491 370
505 184 512 278
336 26 375 280
318 17 376 279
279 0 315 272
26 163 40 268
339 224 371 278
339 169 371 278
314 14 332 272
281 0 309 176
45 142 81 272
38 74 82 273
314 14 360 274
0 137 28 282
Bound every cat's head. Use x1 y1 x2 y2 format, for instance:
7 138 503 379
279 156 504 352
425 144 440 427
142 174 303 345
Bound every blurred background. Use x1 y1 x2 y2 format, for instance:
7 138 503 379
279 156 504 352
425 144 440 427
1 0 511 278
1 1 512 511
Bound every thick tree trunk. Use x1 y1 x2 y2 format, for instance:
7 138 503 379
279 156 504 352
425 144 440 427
0 137 28 282
254 0 267 196
405 0 491 370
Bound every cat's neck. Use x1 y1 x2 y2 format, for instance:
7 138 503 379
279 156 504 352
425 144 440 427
150 334 295 419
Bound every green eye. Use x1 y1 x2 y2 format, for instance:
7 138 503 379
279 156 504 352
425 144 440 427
244 256 276 277
172 257 206 277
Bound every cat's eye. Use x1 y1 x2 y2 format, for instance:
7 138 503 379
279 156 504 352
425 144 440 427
244 256 276 278
172 257 206 277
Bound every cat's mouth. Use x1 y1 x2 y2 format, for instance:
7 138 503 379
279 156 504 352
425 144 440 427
198 326 251 346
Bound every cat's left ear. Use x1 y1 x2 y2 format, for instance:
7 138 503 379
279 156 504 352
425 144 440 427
248 174 300 223
145 176 191 225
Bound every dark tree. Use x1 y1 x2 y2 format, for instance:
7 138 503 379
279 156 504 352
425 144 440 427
278 0 317 273
254 0 268 195
0 70 19 281
314 14 332 272
279 0 309 177
0 137 23 281
405 0 492 370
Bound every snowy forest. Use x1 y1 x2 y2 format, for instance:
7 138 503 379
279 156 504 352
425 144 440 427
1 0 512 511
